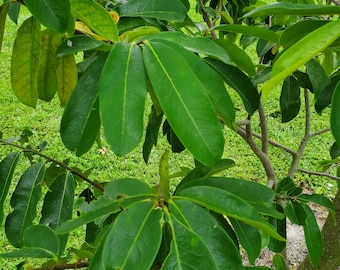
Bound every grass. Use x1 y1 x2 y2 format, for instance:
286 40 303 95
0 2 338 269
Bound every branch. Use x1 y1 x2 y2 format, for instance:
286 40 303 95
332 0 340 5
197 0 218 39
0 139 104 192
258 101 269 154
32 260 89 270
298 168 340 181
311 127 331 137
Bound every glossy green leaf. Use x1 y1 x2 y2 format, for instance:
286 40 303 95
24 0 70 33
5 162 45 248
214 38 255 76
0 152 20 224
169 200 244 270
11 17 41 108
276 177 297 194
280 76 301 123
70 0 118 42
243 2 340 18
143 40 224 167
176 185 284 240
162 211 218 270
102 201 162 270
298 194 335 220
229 218 261 265
214 24 279 44
143 32 232 65
61 52 108 156
315 77 340 115
306 59 330 98
301 204 322 266
0 3 9 53
40 172 75 256
100 42 147 156
284 201 307 226
119 0 187 22
205 58 260 116
0 225 59 258
143 106 164 163
268 204 286 253
331 81 340 146
273 253 287 270
262 20 340 97
37 29 62 102
56 35 112 57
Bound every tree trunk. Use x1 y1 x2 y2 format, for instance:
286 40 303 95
297 189 340 270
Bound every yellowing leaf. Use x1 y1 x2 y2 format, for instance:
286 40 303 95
109 11 119 24
75 21 106 41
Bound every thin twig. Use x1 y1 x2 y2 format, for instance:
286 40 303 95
197 0 218 39
298 168 340 181
258 101 269 154
32 260 89 270
310 127 331 137
332 0 340 5
0 139 104 191
212 0 223 25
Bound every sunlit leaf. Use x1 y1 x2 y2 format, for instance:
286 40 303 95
143 40 224 167
102 201 162 270
5 162 45 248
262 20 340 97
11 17 41 108
100 42 147 156
0 152 20 224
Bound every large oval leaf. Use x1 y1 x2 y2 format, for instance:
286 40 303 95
119 0 187 22
280 76 301 123
169 200 243 270
5 162 45 248
100 42 147 156
60 52 108 156
102 201 162 270
143 40 225 167
40 172 75 256
262 19 340 97
305 58 330 98
24 0 70 34
11 17 41 108
0 152 20 224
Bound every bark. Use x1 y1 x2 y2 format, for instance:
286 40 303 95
297 188 340 270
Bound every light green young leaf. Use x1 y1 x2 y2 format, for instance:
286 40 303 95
5 162 45 248
100 42 147 156
119 0 187 22
143 40 225 167
0 3 9 53
24 0 70 34
70 0 118 42
11 17 41 108
243 2 340 18
60 52 108 156
103 201 162 270
0 152 20 224
262 20 340 97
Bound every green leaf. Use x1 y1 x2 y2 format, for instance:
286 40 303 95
213 24 280 44
143 40 224 167
214 38 256 76
7 2 20 24
60 52 108 156
243 2 340 18
315 77 340 115
40 172 75 256
229 218 261 265
331 81 340 146
298 194 335 221
268 204 286 253
262 20 340 97
5 162 45 248
280 76 301 123
0 3 9 53
143 106 164 163
102 201 162 270
284 201 307 226
56 35 112 57
273 253 287 270
70 0 118 42
301 204 322 266
100 42 147 156
11 17 41 108
37 29 62 102
0 152 20 224
169 200 244 270
205 58 260 116
176 185 284 240
162 211 218 270
306 59 330 98
24 0 70 34
143 32 232 65
119 0 187 22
